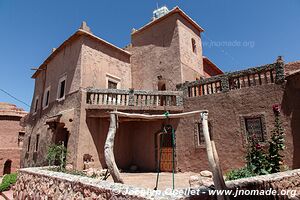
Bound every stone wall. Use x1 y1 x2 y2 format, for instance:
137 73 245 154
13 167 184 200
224 169 300 199
13 167 300 199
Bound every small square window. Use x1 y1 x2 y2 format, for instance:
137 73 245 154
108 80 118 89
245 117 264 142
106 74 120 89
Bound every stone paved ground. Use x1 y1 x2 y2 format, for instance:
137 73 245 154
107 172 198 190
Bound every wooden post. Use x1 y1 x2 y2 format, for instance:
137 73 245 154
201 112 225 200
211 141 229 200
104 113 124 183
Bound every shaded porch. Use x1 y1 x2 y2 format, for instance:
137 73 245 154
86 112 180 172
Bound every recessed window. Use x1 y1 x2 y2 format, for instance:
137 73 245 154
18 132 25 147
43 86 51 109
33 96 39 114
57 75 67 100
106 74 120 89
197 122 205 145
108 80 118 89
27 136 31 152
245 117 264 142
192 38 197 53
35 134 40 152
196 121 212 147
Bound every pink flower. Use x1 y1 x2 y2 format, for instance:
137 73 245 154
272 104 281 114
255 143 261 150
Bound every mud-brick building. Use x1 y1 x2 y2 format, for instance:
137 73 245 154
22 6 300 173
0 103 27 175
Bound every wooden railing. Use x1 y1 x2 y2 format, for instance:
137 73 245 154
184 62 284 98
86 88 183 107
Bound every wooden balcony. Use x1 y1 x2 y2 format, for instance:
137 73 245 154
85 88 184 114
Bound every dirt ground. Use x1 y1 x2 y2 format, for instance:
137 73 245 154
107 172 198 190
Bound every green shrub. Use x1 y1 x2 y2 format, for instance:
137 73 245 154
0 173 17 192
46 143 67 171
225 167 255 181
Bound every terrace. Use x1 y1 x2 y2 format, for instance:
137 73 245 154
85 88 184 115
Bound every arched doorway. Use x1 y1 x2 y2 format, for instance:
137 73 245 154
54 124 69 148
3 159 12 175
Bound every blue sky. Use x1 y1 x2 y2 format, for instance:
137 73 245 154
0 0 299 111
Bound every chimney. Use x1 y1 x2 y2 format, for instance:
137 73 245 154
79 21 92 33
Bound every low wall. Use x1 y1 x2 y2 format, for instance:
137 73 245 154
225 169 300 200
13 167 300 199
12 167 195 200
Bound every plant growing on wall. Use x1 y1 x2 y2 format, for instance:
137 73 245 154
46 142 67 171
267 104 285 173
245 134 268 175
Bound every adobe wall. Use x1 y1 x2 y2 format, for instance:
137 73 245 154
177 15 204 81
129 13 204 91
282 73 300 169
81 35 132 89
0 149 20 175
0 117 22 175
30 37 83 114
129 13 182 91
0 116 22 149
0 103 26 175
21 91 82 169
24 35 85 169
176 83 295 173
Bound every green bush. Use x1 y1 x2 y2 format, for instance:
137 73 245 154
0 173 17 192
46 143 67 171
225 167 255 181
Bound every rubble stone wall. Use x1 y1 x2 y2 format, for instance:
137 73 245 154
13 167 300 200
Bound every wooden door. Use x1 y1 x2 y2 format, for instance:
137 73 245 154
158 133 173 172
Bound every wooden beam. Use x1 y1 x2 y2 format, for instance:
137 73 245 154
111 110 208 120
104 113 124 183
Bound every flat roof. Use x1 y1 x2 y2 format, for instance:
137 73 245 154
132 6 204 36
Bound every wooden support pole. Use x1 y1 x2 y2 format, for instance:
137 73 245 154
104 113 124 183
201 112 226 200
